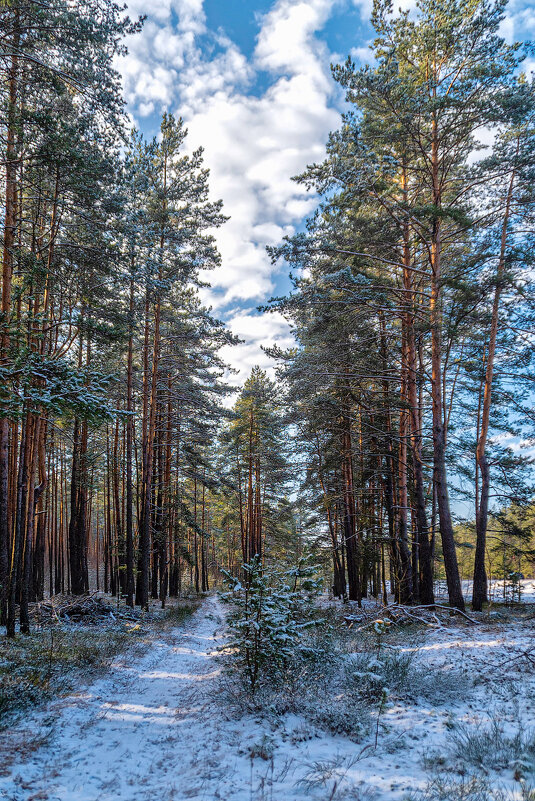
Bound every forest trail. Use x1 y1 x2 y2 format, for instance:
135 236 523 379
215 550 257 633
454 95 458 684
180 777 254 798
2 597 241 801
2 597 385 801
3 598 534 801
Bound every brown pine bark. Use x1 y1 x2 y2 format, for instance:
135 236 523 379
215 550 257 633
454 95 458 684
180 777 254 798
7 408 30 637
0 15 20 623
429 109 464 610
113 418 125 594
20 415 41 633
247 405 254 562
341 403 360 604
400 176 434 604
136 290 151 607
398 322 413 603
316 433 345 597
68 415 89 596
125 268 135 607
473 152 517 611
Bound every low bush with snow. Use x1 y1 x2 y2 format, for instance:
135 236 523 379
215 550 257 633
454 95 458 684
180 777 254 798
220 555 323 693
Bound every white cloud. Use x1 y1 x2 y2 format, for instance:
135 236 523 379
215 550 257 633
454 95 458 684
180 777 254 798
506 3 535 41
125 0 206 29
118 0 343 377
255 0 333 79
177 0 340 309
220 310 295 388
499 14 515 44
349 0 374 20
349 0 416 21
350 45 373 64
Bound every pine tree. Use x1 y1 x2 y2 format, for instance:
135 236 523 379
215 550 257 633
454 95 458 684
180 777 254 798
222 367 291 569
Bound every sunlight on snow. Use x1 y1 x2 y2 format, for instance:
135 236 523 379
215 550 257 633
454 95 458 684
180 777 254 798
138 669 221 681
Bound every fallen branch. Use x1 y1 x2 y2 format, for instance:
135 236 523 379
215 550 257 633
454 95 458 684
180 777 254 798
393 603 481 625
31 593 141 624
343 601 480 629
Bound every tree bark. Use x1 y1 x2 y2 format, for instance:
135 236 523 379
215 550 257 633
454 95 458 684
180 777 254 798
473 152 517 611
429 109 464 610
0 15 20 623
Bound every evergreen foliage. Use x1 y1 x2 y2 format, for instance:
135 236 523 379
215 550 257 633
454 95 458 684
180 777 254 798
221 556 322 693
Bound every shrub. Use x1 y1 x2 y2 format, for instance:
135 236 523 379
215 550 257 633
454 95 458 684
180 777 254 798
405 775 535 801
0 626 130 726
404 775 499 801
220 555 322 693
345 650 414 705
306 700 371 743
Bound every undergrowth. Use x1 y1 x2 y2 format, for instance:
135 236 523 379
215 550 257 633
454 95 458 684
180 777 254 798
155 600 200 629
0 625 130 726
218 589 479 748
0 598 198 726
448 714 535 775
218 596 535 797
405 775 535 801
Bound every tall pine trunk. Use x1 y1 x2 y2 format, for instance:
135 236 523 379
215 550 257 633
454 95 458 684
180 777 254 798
473 154 517 611
0 16 20 623
125 269 135 607
429 111 464 610
400 179 434 605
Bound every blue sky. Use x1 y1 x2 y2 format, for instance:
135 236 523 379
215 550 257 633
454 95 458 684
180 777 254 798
117 0 535 386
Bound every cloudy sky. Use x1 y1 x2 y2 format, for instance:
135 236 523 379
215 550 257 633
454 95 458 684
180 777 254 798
116 0 533 387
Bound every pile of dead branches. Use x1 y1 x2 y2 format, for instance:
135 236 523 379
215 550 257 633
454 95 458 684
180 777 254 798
343 602 481 630
30 594 141 624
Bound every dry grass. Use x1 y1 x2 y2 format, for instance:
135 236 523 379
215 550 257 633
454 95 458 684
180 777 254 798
0 595 199 727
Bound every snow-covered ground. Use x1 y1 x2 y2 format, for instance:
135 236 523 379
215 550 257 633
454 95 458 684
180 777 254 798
2 597 535 800
460 578 535 605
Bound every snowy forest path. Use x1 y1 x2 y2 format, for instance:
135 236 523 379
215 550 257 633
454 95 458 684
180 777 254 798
2 596 232 801
4 597 532 801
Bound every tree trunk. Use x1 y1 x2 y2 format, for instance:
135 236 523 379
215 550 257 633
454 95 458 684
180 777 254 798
125 268 135 607
429 111 464 610
341 407 360 604
473 153 517 611
401 193 434 604
0 16 20 624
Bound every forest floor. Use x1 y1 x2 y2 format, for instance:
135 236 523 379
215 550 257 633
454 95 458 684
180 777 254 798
1 595 535 801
